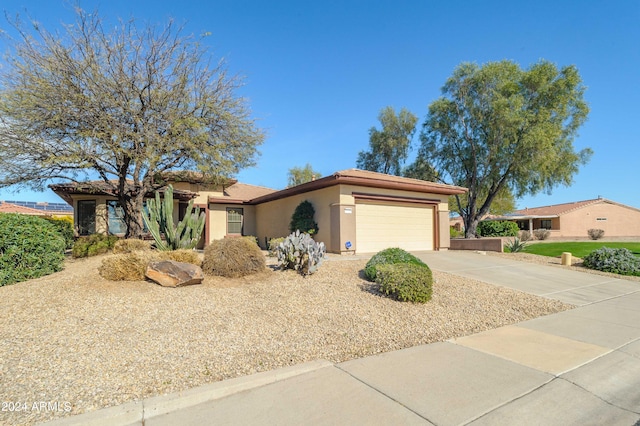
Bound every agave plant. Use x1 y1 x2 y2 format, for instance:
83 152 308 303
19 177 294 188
505 236 528 253
142 185 205 251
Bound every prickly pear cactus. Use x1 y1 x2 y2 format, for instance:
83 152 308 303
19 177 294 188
276 230 326 275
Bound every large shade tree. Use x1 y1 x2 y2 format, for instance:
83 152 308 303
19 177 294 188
0 8 264 238
356 106 418 175
414 60 591 237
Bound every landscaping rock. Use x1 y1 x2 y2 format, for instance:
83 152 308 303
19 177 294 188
145 260 204 287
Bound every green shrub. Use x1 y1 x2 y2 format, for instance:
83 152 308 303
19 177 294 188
477 220 519 237
289 200 318 235
363 248 426 281
72 234 119 258
275 230 326 275
0 213 66 286
582 247 640 276
375 263 433 303
533 229 550 240
450 226 463 238
587 228 605 240
42 216 75 249
202 237 266 278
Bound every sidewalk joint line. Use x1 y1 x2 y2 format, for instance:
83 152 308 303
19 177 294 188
334 365 435 424
540 278 625 296
558 376 640 415
462 377 556 425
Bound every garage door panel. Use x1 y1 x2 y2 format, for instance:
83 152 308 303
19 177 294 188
356 202 433 253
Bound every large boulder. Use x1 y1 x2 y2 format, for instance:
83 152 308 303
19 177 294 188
145 260 204 287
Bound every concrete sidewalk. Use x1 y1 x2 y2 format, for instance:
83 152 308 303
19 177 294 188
44 251 640 426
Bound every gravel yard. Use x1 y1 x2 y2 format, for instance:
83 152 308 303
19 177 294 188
1 253 573 425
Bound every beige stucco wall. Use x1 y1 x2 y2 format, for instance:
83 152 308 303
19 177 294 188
72 195 113 235
255 186 339 249
207 204 257 244
172 182 222 205
559 202 640 237
255 184 452 253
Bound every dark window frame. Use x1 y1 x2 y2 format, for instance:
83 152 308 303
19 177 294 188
77 200 96 236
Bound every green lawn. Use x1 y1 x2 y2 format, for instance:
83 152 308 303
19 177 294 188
522 241 640 258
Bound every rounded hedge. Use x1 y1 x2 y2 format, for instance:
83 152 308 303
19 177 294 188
375 262 433 303
0 213 66 286
477 220 519 237
363 247 426 281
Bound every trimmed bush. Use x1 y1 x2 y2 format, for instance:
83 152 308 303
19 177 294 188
363 248 426 281
587 228 605 240
164 249 202 266
375 263 433 303
112 238 152 254
0 213 66 286
99 250 156 281
582 247 640 276
519 230 532 241
477 220 519 237
533 229 550 240
202 237 266 278
72 234 119 258
42 216 75 249
289 200 318 235
99 249 202 281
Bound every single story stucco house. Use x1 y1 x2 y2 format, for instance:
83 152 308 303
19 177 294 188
50 169 467 254
488 198 640 239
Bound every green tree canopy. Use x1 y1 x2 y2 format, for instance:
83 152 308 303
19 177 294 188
356 106 418 175
413 60 591 237
287 163 321 187
0 8 264 238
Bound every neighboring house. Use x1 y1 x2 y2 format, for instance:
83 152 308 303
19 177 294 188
0 200 73 217
50 169 467 254
488 198 640 239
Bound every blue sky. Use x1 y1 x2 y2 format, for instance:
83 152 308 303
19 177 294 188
0 0 638 210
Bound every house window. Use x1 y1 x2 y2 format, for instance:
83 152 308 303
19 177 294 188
540 219 552 230
107 200 127 235
227 208 243 235
77 200 96 235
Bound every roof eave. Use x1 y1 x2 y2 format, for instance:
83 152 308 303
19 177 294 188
249 173 467 204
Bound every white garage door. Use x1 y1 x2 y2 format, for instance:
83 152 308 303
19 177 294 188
355 202 434 253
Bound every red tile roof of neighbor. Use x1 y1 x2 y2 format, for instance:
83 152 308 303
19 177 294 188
511 198 640 218
0 202 47 215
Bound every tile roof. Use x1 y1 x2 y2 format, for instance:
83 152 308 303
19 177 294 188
512 199 604 217
223 183 277 200
0 202 48 215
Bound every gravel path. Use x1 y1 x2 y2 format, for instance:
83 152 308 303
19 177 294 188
1 253 572 425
